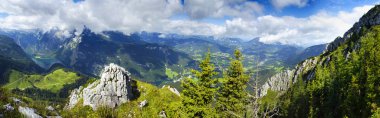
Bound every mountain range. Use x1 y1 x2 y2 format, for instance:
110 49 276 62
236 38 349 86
0 3 380 118
0 28 325 86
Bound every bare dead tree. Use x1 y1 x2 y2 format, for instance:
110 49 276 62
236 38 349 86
262 104 279 118
247 57 280 118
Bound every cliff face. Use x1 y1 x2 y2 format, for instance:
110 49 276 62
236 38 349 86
259 57 320 97
66 63 139 109
259 5 380 97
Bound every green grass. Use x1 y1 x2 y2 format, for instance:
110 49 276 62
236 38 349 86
165 68 179 80
260 89 279 107
3 70 42 90
3 69 81 93
62 80 183 117
118 80 182 117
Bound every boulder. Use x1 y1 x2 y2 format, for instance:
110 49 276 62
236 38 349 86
3 103 14 111
159 111 167 118
66 63 139 110
18 106 42 118
162 85 180 96
139 100 148 108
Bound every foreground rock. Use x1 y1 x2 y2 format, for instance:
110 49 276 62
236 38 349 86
162 85 180 96
3 103 14 111
18 106 42 118
66 63 139 109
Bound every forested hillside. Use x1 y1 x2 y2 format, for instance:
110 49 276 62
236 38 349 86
263 5 380 118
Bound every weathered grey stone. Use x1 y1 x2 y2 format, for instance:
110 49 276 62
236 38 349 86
162 85 180 96
159 111 167 118
259 70 295 97
66 63 138 110
46 106 55 111
139 100 148 108
259 57 319 97
325 6 380 53
260 6 380 98
3 103 14 111
18 106 42 118
12 97 22 105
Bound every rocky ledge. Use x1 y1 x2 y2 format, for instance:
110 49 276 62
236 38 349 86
259 56 320 97
66 63 139 110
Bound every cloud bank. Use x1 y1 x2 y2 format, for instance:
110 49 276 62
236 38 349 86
0 0 374 46
270 0 309 9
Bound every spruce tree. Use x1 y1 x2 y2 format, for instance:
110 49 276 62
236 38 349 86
181 51 218 117
217 49 249 117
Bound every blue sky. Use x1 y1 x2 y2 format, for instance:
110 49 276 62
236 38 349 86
0 0 378 46
176 0 379 25
256 0 376 17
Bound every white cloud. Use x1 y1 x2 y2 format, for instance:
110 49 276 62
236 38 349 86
0 0 182 32
0 0 375 47
218 5 373 46
183 0 263 19
270 0 308 10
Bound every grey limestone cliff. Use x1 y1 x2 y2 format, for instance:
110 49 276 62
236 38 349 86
259 56 319 97
259 5 380 97
66 63 139 110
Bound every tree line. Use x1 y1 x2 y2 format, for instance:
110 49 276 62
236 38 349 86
180 49 277 118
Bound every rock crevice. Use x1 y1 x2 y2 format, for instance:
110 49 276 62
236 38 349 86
66 63 139 109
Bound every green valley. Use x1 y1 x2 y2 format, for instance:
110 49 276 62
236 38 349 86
4 69 82 93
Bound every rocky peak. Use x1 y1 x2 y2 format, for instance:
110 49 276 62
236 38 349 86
259 56 320 97
66 63 139 110
260 5 380 97
325 5 380 52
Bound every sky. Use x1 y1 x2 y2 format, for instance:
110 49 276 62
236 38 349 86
0 0 378 47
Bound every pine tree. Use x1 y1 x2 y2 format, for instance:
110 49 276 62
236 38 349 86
217 49 249 117
181 51 218 117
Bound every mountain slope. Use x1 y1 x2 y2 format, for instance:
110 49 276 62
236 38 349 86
63 63 182 117
259 5 380 118
0 29 73 69
287 43 327 65
0 35 43 82
56 28 193 85
139 33 314 84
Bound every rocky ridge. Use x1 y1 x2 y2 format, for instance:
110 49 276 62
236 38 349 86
259 5 380 97
66 63 139 109
259 57 319 97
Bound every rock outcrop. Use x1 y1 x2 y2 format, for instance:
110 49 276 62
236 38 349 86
66 63 139 109
3 103 14 111
326 5 380 52
18 106 42 118
259 56 320 97
162 85 180 96
260 5 380 97
259 70 295 97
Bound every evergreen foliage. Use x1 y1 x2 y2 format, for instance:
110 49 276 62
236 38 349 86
217 49 250 117
181 50 219 117
279 25 380 118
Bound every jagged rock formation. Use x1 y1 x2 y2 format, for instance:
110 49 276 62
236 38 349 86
139 100 148 108
18 106 42 118
3 103 14 111
66 63 139 109
259 5 380 97
259 70 294 97
162 85 180 96
259 57 319 97
326 5 380 52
